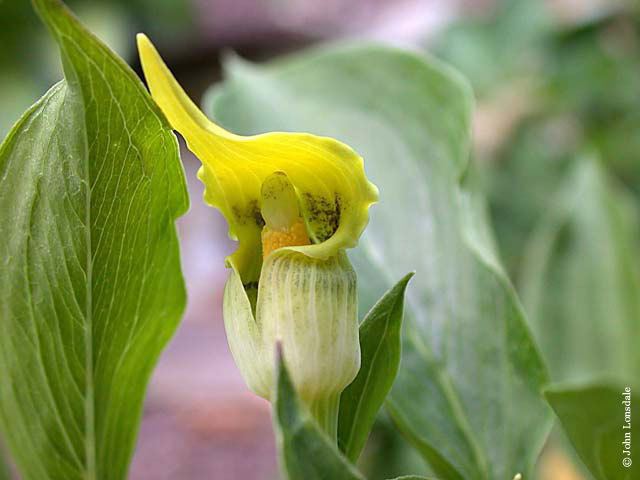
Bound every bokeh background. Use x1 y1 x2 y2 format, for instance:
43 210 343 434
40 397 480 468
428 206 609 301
1 0 638 478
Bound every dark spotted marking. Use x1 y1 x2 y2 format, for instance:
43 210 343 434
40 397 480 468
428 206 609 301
232 199 265 227
303 192 342 242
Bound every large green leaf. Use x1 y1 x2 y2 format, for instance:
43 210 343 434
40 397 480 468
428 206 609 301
274 345 365 480
546 382 639 480
206 44 551 479
0 0 188 479
338 273 413 462
521 158 640 382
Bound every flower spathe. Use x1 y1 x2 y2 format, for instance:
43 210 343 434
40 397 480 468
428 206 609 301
138 34 378 437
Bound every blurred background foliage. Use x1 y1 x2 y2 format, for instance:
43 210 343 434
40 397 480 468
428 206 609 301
434 0 640 278
1 0 638 478
435 0 640 384
433 1 640 478
0 0 192 134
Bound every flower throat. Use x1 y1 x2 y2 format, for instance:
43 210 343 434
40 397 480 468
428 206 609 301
260 172 310 259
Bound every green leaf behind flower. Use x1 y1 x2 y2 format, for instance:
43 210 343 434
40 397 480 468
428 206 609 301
274 346 365 480
338 272 414 462
207 44 551 479
0 1 188 479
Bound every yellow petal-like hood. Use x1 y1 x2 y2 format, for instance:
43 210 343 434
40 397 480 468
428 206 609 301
137 34 378 283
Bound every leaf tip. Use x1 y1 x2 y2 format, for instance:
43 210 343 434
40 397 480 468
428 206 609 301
275 339 285 366
395 271 415 293
402 270 416 283
274 339 289 398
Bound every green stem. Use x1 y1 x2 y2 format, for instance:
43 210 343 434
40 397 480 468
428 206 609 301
307 394 340 442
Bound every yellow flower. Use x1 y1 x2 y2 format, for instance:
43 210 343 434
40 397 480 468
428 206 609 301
138 35 378 438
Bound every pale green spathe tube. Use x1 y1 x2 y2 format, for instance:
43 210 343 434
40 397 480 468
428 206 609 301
223 248 360 439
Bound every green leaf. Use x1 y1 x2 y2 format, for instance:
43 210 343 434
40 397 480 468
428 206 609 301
358 414 434 480
274 345 364 480
338 272 414 462
0 449 9 480
0 0 188 479
545 382 638 480
387 477 435 480
521 158 640 382
388 477 436 480
206 44 551 480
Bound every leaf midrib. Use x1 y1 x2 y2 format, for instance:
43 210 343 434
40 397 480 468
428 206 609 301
44 15 98 480
81 81 97 480
28 84 88 473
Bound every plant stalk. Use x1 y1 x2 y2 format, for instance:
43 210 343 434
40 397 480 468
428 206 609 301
308 394 341 442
